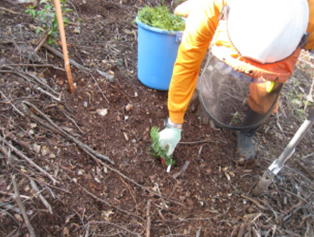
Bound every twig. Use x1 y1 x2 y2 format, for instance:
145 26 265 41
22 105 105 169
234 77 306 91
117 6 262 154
23 71 61 97
89 221 141 236
173 160 190 179
21 101 114 164
73 179 145 222
108 83 132 103
118 176 138 214
146 200 151 237
30 179 53 214
196 227 202 237
2 128 34 154
43 43 90 73
90 73 110 104
0 7 19 14
0 190 30 199
251 227 261 237
0 135 59 185
237 223 245 237
179 140 215 144
32 84 61 101
241 194 267 210
56 107 84 134
279 193 313 223
295 159 314 179
14 167 71 194
2 63 65 71
271 225 277 237
275 112 284 134
42 43 114 101
0 69 61 98
304 71 314 111
0 90 25 117
11 175 36 237
35 31 49 53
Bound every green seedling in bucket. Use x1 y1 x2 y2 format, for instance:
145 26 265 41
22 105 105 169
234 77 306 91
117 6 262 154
136 4 185 31
149 126 176 172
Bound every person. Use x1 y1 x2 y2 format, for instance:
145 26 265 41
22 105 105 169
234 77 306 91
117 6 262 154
158 0 314 160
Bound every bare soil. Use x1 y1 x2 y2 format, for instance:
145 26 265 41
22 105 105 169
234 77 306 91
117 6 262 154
0 1 313 236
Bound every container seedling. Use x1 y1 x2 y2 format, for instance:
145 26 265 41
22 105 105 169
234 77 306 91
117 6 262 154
149 126 176 172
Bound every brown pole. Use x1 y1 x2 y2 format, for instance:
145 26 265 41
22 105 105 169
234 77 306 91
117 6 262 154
53 0 75 93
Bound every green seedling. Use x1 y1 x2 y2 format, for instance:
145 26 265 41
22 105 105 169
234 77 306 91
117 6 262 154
149 126 176 169
25 0 73 45
136 4 185 31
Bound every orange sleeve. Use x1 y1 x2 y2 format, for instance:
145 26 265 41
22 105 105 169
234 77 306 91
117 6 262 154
168 0 225 124
305 0 314 50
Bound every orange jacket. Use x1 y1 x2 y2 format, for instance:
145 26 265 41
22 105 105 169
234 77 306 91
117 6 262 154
169 0 314 124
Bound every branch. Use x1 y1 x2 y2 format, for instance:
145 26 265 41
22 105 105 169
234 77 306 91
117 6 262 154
21 101 114 165
0 135 59 185
11 175 36 237
30 179 53 214
146 200 151 237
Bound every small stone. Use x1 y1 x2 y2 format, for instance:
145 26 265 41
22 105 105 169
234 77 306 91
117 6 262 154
33 144 41 153
97 108 108 116
125 103 133 112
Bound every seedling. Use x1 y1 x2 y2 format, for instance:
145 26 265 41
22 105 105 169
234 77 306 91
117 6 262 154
149 126 176 172
136 4 185 31
25 0 73 45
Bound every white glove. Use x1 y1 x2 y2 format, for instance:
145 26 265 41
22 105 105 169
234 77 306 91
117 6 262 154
158 127 182 157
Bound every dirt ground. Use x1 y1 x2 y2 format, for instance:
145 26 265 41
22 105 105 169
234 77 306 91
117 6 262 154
0 1 313 236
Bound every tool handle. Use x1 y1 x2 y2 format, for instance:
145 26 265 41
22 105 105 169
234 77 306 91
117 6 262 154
272 110 314 172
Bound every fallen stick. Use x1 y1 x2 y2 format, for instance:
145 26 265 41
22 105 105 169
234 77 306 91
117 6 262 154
3 63 65 71
196 227 202 237
0 135 59 185
0 89 25 117
241 194 267 210
173 160 190 179
279 193 313 223
0 69 61 99
295 159 314 179
146 200 151 237
237 223 245 237
35 31 49 53
30 179 53 214
43 43 115 81
11 175 36 237
89 221 141 237
22 101 114 165
43 43 90 73
73 180 145 222
0 7 19 14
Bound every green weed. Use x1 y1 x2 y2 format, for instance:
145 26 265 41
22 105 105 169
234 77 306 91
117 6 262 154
25 0 73 45
136 4 185 31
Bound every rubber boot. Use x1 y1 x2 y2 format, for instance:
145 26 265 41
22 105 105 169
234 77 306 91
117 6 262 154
237 128 258 159
237 107 266 159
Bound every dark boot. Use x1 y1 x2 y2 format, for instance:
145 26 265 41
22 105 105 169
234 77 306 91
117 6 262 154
237 107 266 159
237 128 258 159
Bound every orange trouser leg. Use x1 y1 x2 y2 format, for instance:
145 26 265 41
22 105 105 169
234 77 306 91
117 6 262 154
247 81 282 115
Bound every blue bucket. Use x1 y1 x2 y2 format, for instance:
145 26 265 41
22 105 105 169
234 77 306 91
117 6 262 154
136 18 183 91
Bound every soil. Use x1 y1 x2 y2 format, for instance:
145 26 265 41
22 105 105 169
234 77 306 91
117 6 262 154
0 1 313 237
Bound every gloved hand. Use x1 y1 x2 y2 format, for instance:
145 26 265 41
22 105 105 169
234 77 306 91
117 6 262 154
158 127 182 157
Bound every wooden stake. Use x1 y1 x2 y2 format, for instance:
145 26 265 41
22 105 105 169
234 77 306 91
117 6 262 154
53 0 74 93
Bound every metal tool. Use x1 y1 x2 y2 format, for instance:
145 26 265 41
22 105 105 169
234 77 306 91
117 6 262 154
252 110 314 196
